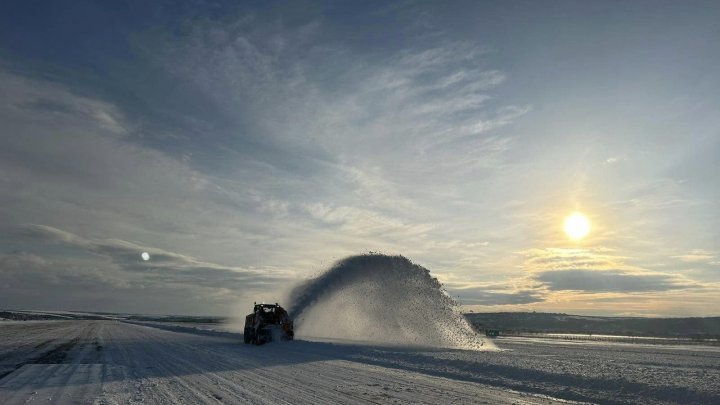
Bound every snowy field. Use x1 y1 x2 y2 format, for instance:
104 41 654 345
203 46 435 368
0 320 718 404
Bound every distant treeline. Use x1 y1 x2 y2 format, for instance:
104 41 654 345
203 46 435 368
465 312 720 339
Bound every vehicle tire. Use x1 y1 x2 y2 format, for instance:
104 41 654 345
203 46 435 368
255 329 269 345
243 328 253 344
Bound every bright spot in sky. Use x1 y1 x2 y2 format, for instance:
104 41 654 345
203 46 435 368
564 213 591 241
141 252 150 261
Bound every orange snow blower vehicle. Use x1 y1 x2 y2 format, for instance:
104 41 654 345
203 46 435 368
244 303 294 345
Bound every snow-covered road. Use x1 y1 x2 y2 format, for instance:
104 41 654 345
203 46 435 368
0 320 717 404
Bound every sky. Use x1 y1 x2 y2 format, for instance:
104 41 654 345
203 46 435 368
1 0 718 317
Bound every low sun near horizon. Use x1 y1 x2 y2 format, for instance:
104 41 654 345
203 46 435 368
564 212 591 241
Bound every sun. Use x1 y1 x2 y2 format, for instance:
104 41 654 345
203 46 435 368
564 212 591 241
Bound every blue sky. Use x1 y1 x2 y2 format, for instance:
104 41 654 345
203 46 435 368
1 1 718 316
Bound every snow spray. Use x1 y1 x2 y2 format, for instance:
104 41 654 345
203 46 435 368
287 254 495 350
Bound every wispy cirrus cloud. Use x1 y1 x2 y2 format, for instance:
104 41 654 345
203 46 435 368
520 247 629 271
611 179 707 211
672 249 716 263
156 21 528 178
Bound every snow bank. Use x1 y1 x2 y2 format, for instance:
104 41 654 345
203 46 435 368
288 254 494 350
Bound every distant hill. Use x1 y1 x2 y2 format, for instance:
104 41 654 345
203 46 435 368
464 312 720 338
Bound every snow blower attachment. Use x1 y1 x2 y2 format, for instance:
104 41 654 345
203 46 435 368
244 303 294 345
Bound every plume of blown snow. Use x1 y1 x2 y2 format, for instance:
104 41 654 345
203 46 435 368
288 254 495 350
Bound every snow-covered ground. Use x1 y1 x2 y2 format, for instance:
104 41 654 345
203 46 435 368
0 320 717 404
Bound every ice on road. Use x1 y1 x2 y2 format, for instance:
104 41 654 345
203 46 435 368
0 320 718 404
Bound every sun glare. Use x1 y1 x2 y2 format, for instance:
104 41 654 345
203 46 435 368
564 213 591 241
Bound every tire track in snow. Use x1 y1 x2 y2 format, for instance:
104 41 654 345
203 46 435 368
0 320 660 404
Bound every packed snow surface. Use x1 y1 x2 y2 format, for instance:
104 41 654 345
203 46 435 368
288 254 492 349
0 320 718 404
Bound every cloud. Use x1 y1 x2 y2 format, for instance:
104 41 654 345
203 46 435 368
518 247 704 294
0 67 314 269
0 57 484 314
604 156 627 165
535 269 694 293
20 224 289 288
672 249 716 263
157 21 528 179
2 224 296 314
613 179 707 210
303 203 431 238
122 16 531 274
0 251 239 315
451 287 545 305
520 247 630 272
